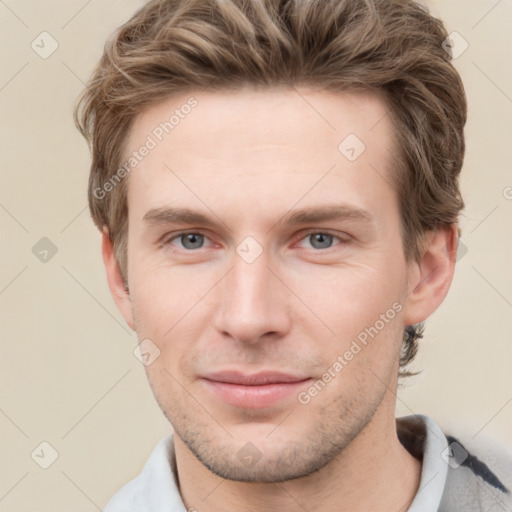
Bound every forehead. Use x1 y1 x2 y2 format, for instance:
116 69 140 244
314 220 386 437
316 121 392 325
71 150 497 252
123 86 398 227
126 85 393 156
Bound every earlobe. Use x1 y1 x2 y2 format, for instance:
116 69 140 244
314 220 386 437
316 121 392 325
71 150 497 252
402 225 458 326
101 228 135 331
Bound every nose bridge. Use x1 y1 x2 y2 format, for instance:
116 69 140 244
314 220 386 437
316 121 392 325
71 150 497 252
213 246 289 343
231 251 270 307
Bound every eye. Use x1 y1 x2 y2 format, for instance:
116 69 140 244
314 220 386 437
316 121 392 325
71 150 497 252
298 231 347 250
163 230 349 252
165 231 210 250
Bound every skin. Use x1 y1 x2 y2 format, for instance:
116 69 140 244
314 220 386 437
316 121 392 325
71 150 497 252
102 85 458 512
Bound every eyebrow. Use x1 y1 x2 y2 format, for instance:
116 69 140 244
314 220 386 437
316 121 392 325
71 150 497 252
279 204 373 226
142 204 373 229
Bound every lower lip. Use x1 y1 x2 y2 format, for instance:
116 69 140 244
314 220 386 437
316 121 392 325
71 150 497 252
202 379 312 409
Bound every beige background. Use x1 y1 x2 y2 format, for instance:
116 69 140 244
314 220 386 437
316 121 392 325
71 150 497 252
1 0 511 510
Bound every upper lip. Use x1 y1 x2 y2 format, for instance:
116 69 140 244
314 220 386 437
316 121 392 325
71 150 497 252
203 371 311 386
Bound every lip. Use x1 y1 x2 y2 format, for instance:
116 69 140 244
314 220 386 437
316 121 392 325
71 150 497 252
201 371 313 409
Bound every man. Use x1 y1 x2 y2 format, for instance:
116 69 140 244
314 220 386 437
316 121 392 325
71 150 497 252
74 0 512 510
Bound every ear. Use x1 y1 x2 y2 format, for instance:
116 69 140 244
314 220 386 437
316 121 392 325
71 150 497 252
101 228 135 331
402 224 458 325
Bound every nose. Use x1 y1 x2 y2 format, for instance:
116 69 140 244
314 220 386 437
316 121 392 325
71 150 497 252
212 247 291 345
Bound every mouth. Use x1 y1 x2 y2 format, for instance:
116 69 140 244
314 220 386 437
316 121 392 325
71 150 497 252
201 370 313 409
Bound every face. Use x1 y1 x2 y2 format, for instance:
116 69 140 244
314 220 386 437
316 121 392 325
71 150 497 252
115 86 423 482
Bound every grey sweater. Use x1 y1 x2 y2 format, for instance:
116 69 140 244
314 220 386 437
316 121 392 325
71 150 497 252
104 414 512 511
398 415 512 511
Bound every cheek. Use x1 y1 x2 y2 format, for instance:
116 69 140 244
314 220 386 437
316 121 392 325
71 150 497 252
130 259 214 336
312 311 403 405
289 262 407 387
289 261 406 334
129 264 221 385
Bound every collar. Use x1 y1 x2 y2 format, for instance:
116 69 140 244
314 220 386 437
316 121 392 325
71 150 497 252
397 414 449 511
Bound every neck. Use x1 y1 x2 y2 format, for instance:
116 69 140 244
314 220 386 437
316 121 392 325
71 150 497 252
173 400 422 512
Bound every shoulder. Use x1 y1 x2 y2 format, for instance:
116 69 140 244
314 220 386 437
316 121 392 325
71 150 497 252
438 426 512 511
103 434 183 512
103 474 145 512
397 414 512 511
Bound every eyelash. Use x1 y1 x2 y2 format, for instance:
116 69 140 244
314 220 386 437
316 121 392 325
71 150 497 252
163 230 349 252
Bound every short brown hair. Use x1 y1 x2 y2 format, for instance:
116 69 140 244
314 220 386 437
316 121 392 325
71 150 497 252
74 0 467 375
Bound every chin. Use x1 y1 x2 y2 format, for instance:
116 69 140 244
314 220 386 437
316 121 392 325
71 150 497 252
176 423 354 484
